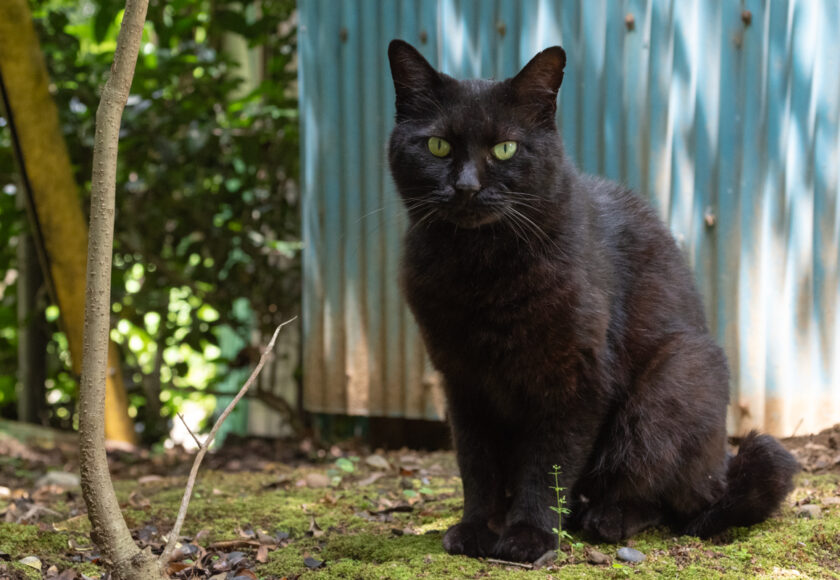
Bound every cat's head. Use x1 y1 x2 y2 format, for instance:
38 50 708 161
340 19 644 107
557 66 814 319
388 39 566 230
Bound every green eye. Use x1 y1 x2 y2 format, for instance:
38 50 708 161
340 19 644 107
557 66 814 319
492 141 518 160
428 137 451 157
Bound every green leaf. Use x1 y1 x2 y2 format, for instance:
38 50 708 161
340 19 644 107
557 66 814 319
335 457 354 473
215 10 250 36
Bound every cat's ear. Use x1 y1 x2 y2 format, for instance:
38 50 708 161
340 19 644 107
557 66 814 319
388 39 443 120
510 46 566 115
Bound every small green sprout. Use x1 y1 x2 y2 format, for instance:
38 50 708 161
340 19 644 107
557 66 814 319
549 464 573 552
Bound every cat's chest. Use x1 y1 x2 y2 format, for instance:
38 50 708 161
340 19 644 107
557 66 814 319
403 255 582 377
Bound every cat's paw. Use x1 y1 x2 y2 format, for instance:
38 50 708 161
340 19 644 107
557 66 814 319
581 504 624 542
581 501 662 542
443 522 499 557
492 523 555 563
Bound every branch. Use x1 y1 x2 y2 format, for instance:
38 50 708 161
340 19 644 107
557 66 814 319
168 384 304 437
176 412 202 448
160 317 297 565
77 1 163 579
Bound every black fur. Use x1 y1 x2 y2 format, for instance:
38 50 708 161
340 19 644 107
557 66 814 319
387 39 798 563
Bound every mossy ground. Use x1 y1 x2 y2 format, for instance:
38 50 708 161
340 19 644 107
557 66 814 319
2 448 840 579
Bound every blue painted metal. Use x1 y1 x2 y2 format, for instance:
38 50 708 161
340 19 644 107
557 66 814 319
298 0 840 436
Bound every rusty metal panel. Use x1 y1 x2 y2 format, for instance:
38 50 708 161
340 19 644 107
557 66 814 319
299 0 445 420
298 0 840 436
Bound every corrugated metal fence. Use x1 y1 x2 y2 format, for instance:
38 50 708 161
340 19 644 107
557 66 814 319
298 0 840 437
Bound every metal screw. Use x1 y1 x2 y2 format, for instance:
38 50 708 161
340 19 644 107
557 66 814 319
704 208 717 228
741 10 752 26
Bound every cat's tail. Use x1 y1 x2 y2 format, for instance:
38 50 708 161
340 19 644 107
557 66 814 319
683 431 799 538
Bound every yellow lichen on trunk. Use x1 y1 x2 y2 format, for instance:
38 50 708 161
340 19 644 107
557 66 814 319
0 0 135 444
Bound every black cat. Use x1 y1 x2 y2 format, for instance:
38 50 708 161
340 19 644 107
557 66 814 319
386 39 798 563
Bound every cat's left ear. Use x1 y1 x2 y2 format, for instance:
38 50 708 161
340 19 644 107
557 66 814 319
510 46 566 114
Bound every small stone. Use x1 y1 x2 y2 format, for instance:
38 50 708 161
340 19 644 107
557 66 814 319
365 454 391 470
35 471 80 489
616 547 646 563
303 556 324 569
533 550 557 569
821 497 840 506
586 548 610 565
304 473 330 488
797 505 821 519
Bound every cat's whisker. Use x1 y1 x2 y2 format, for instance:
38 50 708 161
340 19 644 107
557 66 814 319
500 188 547 202
499 207 532 254
502 206 539 255
407 207 439 235
354 206 390 224
505 205 562 256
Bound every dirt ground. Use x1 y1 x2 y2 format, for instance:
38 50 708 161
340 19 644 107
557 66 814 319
1 421 839 579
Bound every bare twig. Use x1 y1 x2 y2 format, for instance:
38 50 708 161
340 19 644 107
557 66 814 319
165 384 304 436
485 558 534 569
176 412 202 448
159 317 297 565
207 539 262 550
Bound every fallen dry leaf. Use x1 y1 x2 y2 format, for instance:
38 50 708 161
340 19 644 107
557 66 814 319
307 515 324 538
365 454 391 470
357 472 386 487
128 490 150 509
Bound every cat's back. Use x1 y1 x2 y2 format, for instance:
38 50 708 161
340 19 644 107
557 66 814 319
582 175 709 339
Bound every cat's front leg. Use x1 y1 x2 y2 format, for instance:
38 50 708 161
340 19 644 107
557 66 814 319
494 411 594 562
443 389 506 557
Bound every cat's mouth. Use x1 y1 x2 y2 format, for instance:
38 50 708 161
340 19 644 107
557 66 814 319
443 209 503 228
440 201 504 229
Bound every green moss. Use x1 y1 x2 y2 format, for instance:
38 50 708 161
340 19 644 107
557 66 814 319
2 562 42 580
321 531 443 562
254 471 840 579
0 522 69 557
0 522 96 575
7 462 840 579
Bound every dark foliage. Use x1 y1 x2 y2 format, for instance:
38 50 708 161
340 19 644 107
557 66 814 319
0 0 299 439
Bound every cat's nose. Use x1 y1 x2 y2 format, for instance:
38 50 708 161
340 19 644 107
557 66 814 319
455 163 481 198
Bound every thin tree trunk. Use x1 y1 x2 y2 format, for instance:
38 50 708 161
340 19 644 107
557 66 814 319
77 1 164 578
16 224 48 425
0 0 136 443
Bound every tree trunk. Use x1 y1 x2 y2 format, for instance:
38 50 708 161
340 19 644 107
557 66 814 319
0 0 135 443
77 0 165 577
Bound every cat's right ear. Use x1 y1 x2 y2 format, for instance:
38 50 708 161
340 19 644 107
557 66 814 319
388 39 442 120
